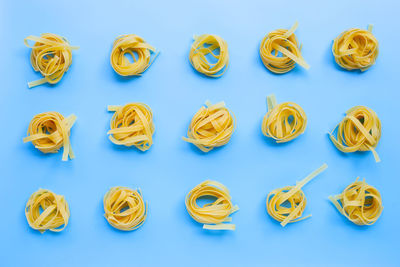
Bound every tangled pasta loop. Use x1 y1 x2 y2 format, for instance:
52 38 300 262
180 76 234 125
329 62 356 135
104 187 147 231
110 34 158 76
262 94 307 143
182 101 236 152
185 180 239 230
259 22 309 74
329 106 381 162
332 25 379 71
189 34 229 77
266 164 328 227
24 33 79 88
329 178 383 225
23 112 76 161
25 189 70 233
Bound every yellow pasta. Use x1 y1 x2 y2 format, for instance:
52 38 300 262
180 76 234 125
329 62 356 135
189 34 229 77
25 189 70 233
329 106 381 162
262 94 307 143
182 101 236 152
259 22 309 74
332 25 379 71
24 33 79 88
266 164 328 227
110 34 158 76
185 180 238 230
23 112 76 161
103 186 147 231
329 178 383 225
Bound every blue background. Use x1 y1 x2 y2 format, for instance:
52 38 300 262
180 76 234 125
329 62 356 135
0 0 398 266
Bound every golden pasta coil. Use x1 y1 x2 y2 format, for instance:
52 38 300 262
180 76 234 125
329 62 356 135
329 178 383 225
104 186 147 231
25 189 70 233
266 164 328 227
23 112 77 161
24 33 79 88
182 101 236 152
189 34 229 77
259 22 309 74
185 180 239 230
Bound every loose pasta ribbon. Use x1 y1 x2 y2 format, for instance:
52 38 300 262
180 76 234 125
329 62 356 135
266 164 328 227
329 106 381 162
189 34 229 77
24 33 79 88
185 180 239 230
182 101 236 152
259 22 309 74
25 189 70 233
261 94 307 142
110 34 158 76
332 25 379 71
23 112 77 161
104 187 147 231
107 103 155 151
329 178 383 225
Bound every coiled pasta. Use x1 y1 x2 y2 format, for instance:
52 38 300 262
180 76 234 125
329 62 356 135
259 22 309 74
329 178 383 225
110 34 158 76
332 25 379 71
23 112 77 161
107 103 155 151
24 33 79 88
261 94 307 143
266 164 328 227
189 34 229 77
25 189 70 233
329 106 381 162
103 187 147 231
185 180 239 230
182 101 236 152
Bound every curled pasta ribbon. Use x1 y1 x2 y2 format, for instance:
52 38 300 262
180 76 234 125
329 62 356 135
329 178 383 225
189 34 229 77
104 187 147 231
185 180 239 230
23 112 77 161
329 106 381 162
182 101 236 152
332 25 378 71
25 189 70 233
24 33 79 88
266 164 328 227
261 94 307 143
259 22 309 74
110 34 158 76
107 103 155 151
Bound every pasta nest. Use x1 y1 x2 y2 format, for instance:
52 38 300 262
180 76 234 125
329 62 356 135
24 33 79 88
266 164 327 227
107 103 155 151
329 106 381 162
23 112 77 161
329 178 383 225
189 34 229 77
262 94 307 143
25 189 70 233
110 34 158 76
185 180 239 230
332 25 379 71
259 22 309 74
182 101 236 152
103 187 147 231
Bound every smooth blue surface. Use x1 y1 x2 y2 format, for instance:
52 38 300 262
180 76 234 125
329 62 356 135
0 1 399 266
